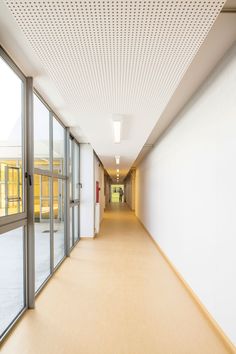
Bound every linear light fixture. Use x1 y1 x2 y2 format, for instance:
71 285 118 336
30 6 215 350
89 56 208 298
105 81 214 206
115 156 120 165
112 115 123 143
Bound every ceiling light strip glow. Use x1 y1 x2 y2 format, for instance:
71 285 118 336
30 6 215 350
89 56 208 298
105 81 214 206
112 115 123 144
115 156 120 164
113 121 121 143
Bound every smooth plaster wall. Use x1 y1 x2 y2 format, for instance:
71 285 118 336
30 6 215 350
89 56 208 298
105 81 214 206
135 44 236 345
80 144 95 237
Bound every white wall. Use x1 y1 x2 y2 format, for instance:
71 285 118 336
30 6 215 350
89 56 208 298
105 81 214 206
80 144 95 237
80 147 105 237
135 44 236 345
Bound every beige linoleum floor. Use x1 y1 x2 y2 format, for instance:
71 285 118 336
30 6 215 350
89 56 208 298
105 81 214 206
0 204 232 354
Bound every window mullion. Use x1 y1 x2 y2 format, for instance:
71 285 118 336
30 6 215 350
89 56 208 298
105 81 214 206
26 76 35 309
49 112 54 274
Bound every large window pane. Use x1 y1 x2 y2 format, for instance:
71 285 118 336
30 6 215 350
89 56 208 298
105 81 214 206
74 205 79 243
0 227 24 337
0 57 23 217
69 139 80 248
34 95 50 170
70 207 73 248
53 178 65 267
53 118 65 175
73 143 80 200
69 138 72 200
34 174 51 291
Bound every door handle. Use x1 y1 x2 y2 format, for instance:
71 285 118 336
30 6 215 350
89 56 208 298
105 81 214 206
25 172 32 186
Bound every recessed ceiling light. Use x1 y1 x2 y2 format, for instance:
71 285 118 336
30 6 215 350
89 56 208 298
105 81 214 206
112 115 123 143
117 169 119 173
115 156 120 164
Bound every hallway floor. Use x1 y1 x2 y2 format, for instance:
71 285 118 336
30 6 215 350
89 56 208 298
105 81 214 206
0 204 230 354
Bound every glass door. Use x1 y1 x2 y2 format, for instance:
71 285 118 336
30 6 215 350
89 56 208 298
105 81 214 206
69 137 80 248
33 97 67 287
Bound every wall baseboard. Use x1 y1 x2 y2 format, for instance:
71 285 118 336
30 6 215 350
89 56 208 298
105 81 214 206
138 219 236 354
80 236 95 239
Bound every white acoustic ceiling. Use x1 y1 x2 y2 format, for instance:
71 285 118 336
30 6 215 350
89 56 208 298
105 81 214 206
3 0 225 180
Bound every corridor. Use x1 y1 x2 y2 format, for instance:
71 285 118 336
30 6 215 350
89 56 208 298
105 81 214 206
0 205 230 354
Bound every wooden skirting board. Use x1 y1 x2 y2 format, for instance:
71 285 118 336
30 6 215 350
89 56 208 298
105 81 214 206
138 219 236 354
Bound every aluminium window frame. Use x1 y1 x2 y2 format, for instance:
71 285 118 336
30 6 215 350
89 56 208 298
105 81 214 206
0 47 81 343
0 47 28 342
69 135 81 249
0 46 27 227
33 90 68 289
72 140 80 244
32 92 81 289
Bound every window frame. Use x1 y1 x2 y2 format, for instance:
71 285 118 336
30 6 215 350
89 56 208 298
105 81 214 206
0 46 81 342
0 48 28 340
0 47 27 227
32 90 69 293
69 136 80 248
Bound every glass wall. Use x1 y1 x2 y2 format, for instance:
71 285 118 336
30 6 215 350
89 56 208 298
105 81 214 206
34 174 51 291
0 49 26 339
69 138 80 248
53 178 65 267
0 56 24 218
69 138 72 200
73 142 80 201
70 207 73 248
0 48 81 340
53 117 65 175
0 227 25 336
111 184 124 203
33 93 67 289
34 94 50 171
74 205 79 243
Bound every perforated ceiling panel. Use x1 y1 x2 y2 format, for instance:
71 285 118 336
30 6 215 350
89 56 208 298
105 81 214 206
4 0 224 178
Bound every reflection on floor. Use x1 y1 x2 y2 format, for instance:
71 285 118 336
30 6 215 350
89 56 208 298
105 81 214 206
0 204 230 353
0 223 65 336
35 222 64 291
0 229 24 336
